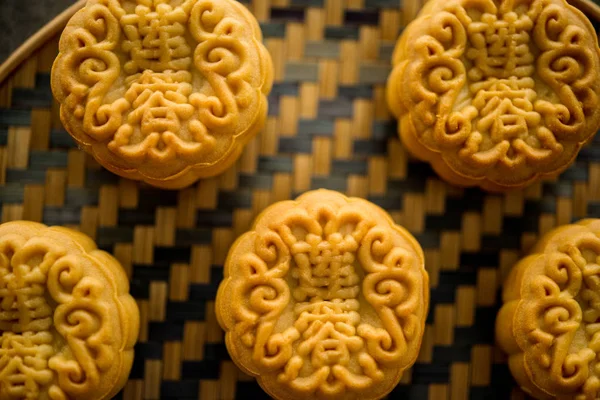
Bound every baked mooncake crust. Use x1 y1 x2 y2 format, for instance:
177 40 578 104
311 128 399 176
51 0 273 189
387 0 600 191
216 189 429 400
496 219 600 399
0 221 139 400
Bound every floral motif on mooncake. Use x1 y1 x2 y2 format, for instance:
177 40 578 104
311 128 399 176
52 0 273 189
217 190 429 400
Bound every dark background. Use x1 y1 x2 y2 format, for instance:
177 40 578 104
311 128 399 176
0 0 76 63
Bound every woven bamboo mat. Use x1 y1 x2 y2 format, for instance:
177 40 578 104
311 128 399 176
2 0 600 399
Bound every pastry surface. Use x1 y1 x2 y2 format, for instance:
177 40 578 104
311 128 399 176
496 219 600 399
387 0 600 191
216 190 429 400
0 221 139 400
51 0 273 189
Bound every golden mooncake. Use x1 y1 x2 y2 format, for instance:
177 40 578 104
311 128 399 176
51 0 273 189
387 0 600 191
496 219 600 399
0 221 139 400
216 189 429 400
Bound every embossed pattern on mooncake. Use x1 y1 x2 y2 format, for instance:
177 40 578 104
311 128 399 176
0 221 139 400
51 0 273 189
216 190 429 400
496 219 600 399
387 0 600 191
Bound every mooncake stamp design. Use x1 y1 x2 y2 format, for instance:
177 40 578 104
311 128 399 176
216 190 429 400
497 219 600 399
0 221 139 400
51 0 273 189
387 0 600 191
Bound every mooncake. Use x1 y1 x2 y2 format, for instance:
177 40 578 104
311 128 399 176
0 221 139 400
216 189 429 400
387 0 600 191
51 0 273 189
496 219 600 399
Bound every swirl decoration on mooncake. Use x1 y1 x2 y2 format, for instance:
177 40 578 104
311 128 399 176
497 219 600 399
387 0 600 191
0 222 139 400
51 0 273 189
216 190 429 400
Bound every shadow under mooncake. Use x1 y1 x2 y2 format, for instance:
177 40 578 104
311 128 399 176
216 189 429 400
387 0 600 191
0 221 139 400
497 219 600 399
51 0 273 189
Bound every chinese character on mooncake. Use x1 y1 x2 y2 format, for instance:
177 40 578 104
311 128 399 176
387 0 600 191
51 0 273 189
497 219 600 399
216 190 429 400
0 221 139 400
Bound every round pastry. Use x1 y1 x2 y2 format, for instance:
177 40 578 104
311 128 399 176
496 219 600 399
0 221 139 400
51 0 273 189
216 189 429 400
387 0 600 191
